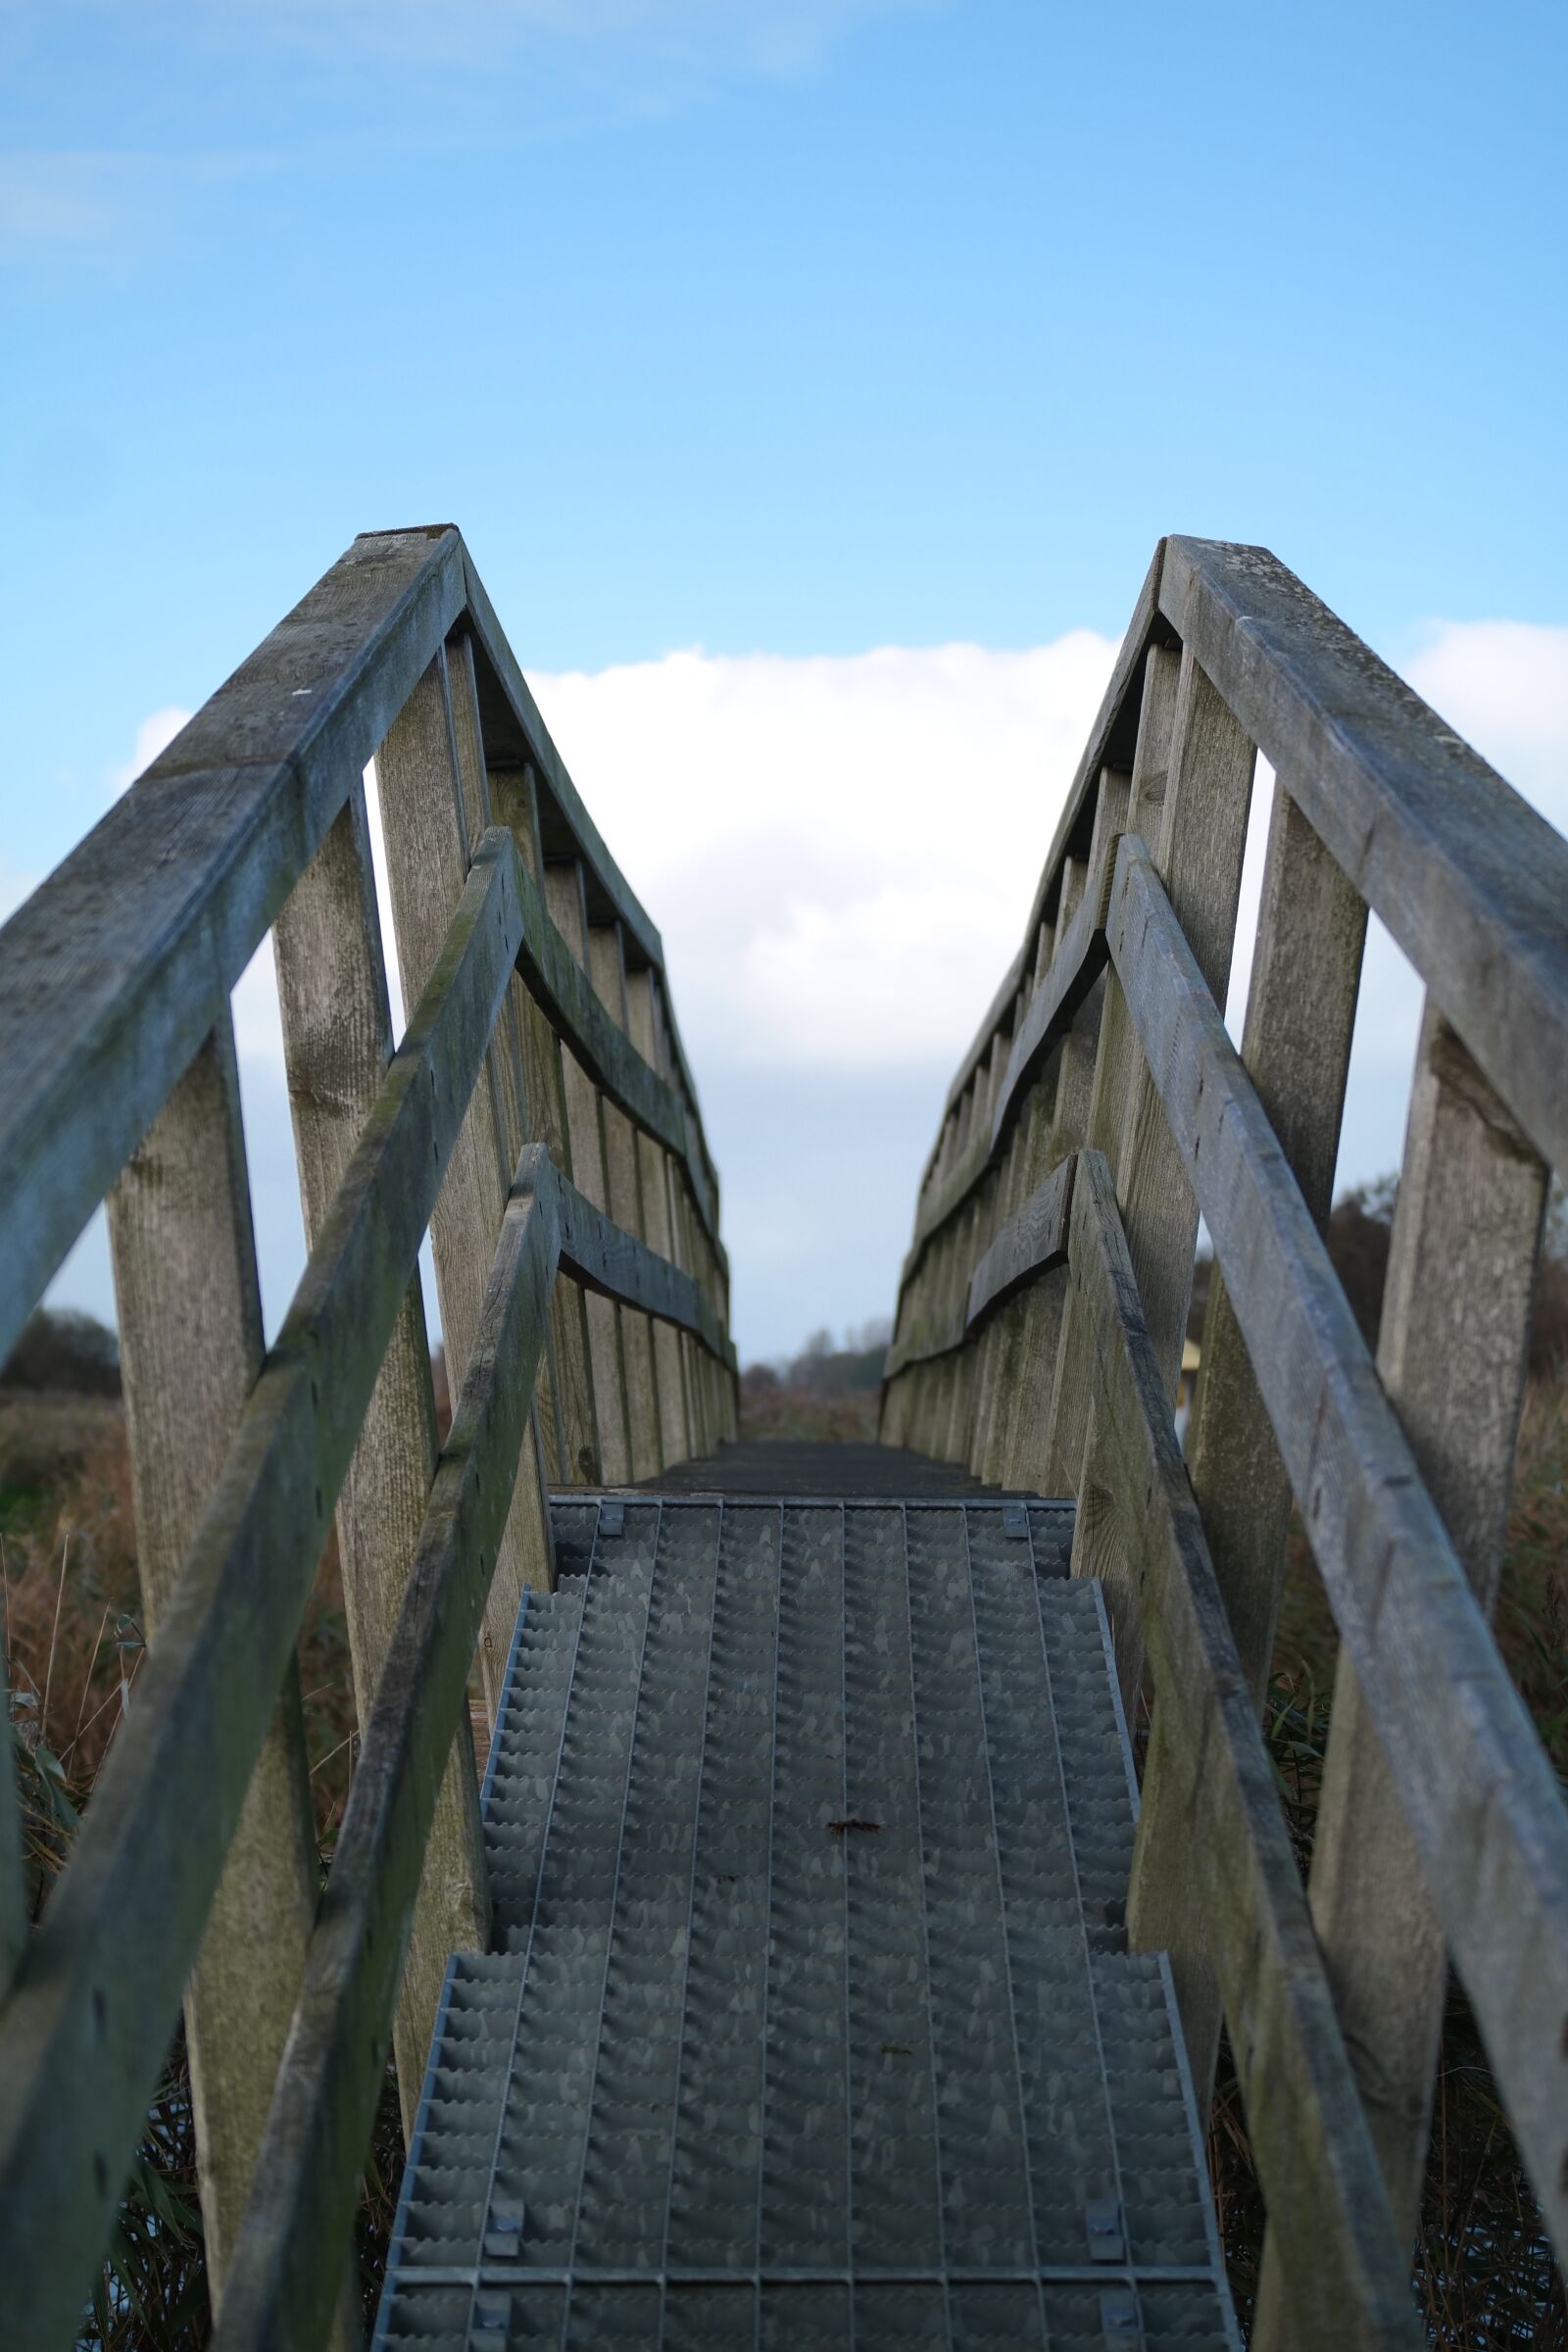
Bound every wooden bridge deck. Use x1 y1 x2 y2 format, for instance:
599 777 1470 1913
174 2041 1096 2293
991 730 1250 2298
373 1471 1239 2349
632 1439 999 1496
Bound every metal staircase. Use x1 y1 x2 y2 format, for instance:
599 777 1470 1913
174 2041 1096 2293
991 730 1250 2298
375 1485 1238 2350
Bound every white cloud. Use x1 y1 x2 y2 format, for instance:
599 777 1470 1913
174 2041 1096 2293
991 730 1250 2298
1403 619 1568 824
110 706 192 799
43 612 1567 1361
530 631 1118 1071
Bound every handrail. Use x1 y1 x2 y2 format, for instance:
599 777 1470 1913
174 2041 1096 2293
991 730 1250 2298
0 526 726 1375
885 535 1568 2339
0 536 737 2349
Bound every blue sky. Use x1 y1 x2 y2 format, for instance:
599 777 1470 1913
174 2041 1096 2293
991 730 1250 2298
3 0 1565 1360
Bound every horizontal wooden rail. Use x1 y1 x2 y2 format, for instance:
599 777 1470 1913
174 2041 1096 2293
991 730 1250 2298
512 853 722 1253
920 541 1168 1164
884 1158 1074 1378
965 1154 1075 1325
898 850 1111 1294
0 528 463 1373
1103 831 1568 2259
544 1154 734 1367
0 528 726 1378
1159 537 1568 1173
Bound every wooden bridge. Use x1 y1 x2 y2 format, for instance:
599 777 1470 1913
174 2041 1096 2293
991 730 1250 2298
0 528 1563 2349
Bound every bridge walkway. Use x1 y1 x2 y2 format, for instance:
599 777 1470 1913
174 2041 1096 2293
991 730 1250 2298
374 1452 1239 2349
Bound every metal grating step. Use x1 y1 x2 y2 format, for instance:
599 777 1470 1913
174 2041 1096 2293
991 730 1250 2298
376 1497 1238 2352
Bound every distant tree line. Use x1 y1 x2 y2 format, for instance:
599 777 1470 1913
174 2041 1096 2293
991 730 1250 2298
0 1307 121 1397
742 1316 893 1404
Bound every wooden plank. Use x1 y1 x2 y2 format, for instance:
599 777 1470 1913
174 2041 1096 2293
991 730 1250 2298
213 1154 561 2352
1301 1008 1546 2245
1067 652 1193 1692
925 539 1170 1142
445 637 563 1552
539 1159 732 1360
988 854 1114 1161
1184 780 1366 1701
626 968 693 1467
1067 1150 1419 2348
105 1016 320 2303
970 917 1056 1482
376 663 552 1717
511 851 720 1244
1106 831 1568 2262
1070 650 1255 1695
648 978 720 1452
0 525 465 1372
1140 777 1366 2120
271 784 488 2131
489 767 602 1485
588 924 662 1481
544 861 633 1483
1161 535 1568 1173
1081 644 1184 1171
460 551 664 973
0 829 525 2350
965 1155 1075 1325
1026 773 1131 1496
416 540 728 1265
1109 646 1255 1397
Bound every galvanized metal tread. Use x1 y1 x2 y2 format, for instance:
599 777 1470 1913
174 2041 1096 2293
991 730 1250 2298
375 1496 1239 2351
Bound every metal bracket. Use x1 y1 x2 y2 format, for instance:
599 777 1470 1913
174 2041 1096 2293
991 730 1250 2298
598 1499 626 1539
1002 1499 1030 1541
1085 2196 1126 2262
1100 2286 1144 2349
481 2200 523 2260
471 2289 510 2339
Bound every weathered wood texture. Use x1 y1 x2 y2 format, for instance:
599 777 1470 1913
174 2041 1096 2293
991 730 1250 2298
489 766 601 1484
1071 1152 1418 2348
272 785 487 2129
544 859 633 1484
106 1018 319 2303
1301 1008 1547 2245
1182 778 1366 1703
0 529 467 1376
588 923 662 1480
0 830 526 2348
0 518 733 2348
888 535 1568 2330
215 1158 560 2352
376 661 552 1713
1139 775 1367 2126
1106 835 1568 2264
1160 536 1568 1172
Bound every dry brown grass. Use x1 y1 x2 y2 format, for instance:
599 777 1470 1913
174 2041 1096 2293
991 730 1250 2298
3 1394 388 2343
737 1369 881 1445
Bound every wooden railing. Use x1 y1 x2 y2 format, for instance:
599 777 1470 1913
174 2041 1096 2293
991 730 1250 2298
883 536 1568 2348
0 526 736 2349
